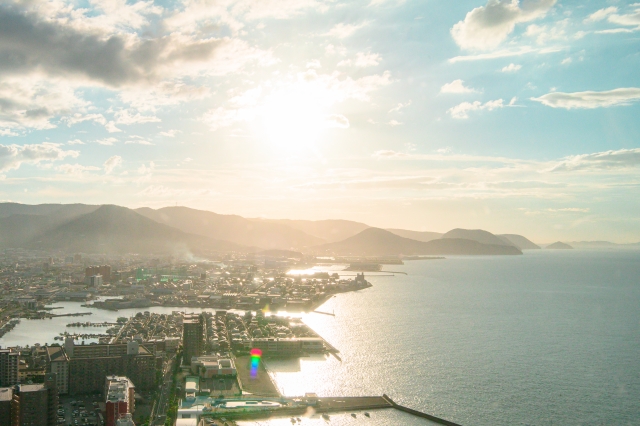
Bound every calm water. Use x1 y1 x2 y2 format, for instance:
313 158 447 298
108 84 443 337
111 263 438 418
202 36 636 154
3 250 639 425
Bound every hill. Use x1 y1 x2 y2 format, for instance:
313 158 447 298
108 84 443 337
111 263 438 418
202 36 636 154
312 228 522 256
442 228 515 247
136 206 322 250
25 205 245 254
498 234 541 250
545 241 573 250
253 218 370 243
386 229 443 242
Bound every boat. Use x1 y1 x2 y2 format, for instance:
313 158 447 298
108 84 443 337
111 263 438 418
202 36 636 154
291 418 296 424
351 413 357 418
322 413 330 420
364 412 370 417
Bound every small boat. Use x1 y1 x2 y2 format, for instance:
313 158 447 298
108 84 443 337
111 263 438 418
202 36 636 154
322 413 330 420
364 412 370 417
297 418 302 422
351 413 357 418
291 418 296 424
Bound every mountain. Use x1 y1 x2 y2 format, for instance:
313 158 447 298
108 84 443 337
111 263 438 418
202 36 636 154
312 228 522 256
0 202 99 220
25 205 245 254
545 241 573 250
254 218 370 243
442 228 516 247
136 206 323 250
498 234 541 250
386 229 443 242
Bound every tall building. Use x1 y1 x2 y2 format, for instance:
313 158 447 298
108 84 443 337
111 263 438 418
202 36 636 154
182 314 204 365
104 376 135 426
86 275 103 287
115 413 135 426
0 387 12 426
45 346 69 395
64 340 160 395
0 349 19 387
11 373 58 426
85 265 111 281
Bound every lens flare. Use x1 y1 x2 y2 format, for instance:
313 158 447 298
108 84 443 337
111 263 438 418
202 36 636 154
250 348 262 378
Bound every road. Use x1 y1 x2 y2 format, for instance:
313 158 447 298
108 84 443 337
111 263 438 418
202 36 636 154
152 354 175 426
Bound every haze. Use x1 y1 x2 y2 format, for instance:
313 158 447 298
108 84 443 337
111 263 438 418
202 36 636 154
1 0 639 243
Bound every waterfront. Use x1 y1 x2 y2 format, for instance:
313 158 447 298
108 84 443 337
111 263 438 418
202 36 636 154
2 250 639 425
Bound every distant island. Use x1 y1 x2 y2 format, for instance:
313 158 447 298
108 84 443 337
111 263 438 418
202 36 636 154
545 241 574 250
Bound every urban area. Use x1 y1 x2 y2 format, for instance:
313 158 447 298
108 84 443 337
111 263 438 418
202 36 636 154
0 249 376 426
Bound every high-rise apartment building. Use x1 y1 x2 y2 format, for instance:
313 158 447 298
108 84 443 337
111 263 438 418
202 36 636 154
11 373 58 426
104 376 135 426
85 265 111 281
45 346 69 394
182 314 205 365
0 349 19 387
0 387 12 426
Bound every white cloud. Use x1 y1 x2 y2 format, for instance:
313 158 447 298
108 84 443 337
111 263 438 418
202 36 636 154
105 121 122 133
550 148 640 171
125 139 154 145
449 45 563 63
389 101 411 113
56 163 101 175
388 120 403 126
325 114 350 128
501 63 522 72
159 130 181 138
0 143 79 172
440 79 479 94
584 7 618 23
369 0 406 6
323 22 368 39
114 110 161 125
67 139 85 145
451 0 557 50
306 60 322 69
104 155 123 174
372 150 410 158
448 99 505 119
339 52 382 68
532 88 640 109
96 137 119 146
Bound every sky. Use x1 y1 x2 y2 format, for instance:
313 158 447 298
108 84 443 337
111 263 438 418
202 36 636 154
1 0 639 243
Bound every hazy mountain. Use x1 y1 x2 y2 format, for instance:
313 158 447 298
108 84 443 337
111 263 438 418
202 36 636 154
545 241 573 250
498 234 541 250
0 202 98 220
386 229 443 242
136 206 323 250
442 228 516 247
568 241 618 248
312 228 522 256
26 205 245 254
254 218 370 243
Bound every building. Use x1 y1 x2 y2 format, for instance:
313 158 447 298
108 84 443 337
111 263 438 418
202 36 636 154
0 349 19 387
85 265 111 281
105 376 135 426
11 373 58 426
45 346 69 395
62 338 161 395
115 413 135 426
0 387 12 426
182 314 205 365
250 338 324 356
190 357 236 378
85 275 103 287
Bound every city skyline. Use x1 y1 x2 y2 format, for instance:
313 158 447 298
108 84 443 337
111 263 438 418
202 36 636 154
1 0 639 242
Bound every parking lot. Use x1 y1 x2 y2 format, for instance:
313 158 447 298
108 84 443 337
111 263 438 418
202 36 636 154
57 395 104 426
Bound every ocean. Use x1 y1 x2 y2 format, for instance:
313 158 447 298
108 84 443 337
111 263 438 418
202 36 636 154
2 249 639 425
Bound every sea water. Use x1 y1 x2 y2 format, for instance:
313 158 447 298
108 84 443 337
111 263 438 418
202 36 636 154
2 250 639 425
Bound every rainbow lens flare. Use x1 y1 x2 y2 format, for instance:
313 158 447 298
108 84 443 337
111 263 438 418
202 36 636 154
250 348 262 378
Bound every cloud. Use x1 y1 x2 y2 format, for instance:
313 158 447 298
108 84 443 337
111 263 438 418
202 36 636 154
325 114 350 128
105 121 122 133
440 79 479 94
159 129 181 137
67 139 85 145
369 0 406 6
124 139 154 145
372 150 410 158
449 45 563 62
584 7 618 23
114 109 161 125
388 120 403 126
532 88 640 109
448 99 505 119
323 22 368 39
501 63 522 72
0 4 276 87
451 0 557 50
0 143 79 172
389 101 411 113
104 155 122 174
339 52 382 68
96 137 119 146
550 148 640 171
56 163 101 175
